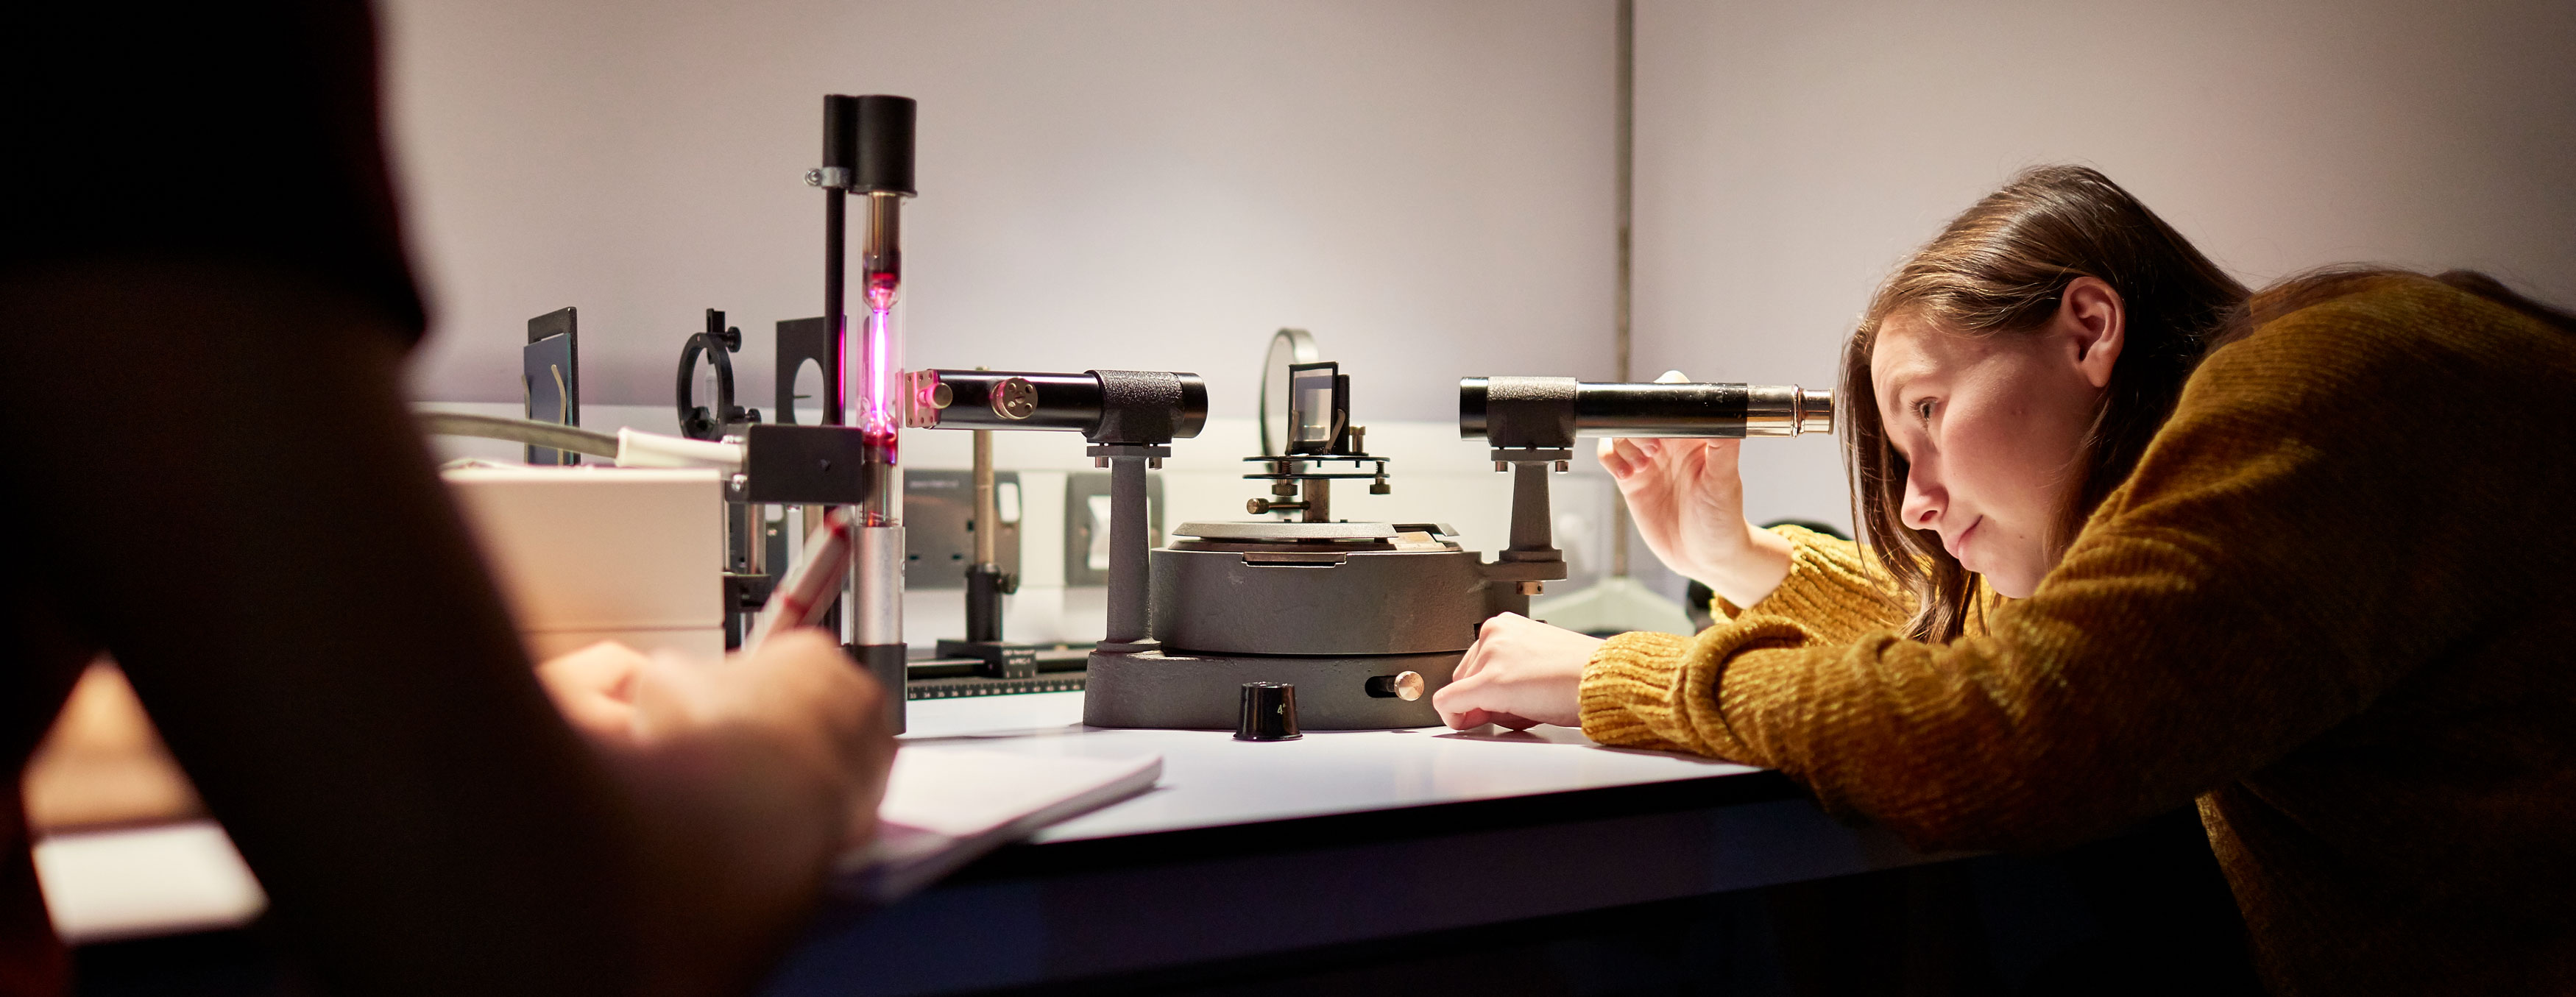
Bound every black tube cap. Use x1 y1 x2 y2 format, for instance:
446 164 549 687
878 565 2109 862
853 95 915 194
1234 682 1301 741
823 95 860 169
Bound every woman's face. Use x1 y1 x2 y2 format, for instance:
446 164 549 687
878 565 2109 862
1869 279 2124 598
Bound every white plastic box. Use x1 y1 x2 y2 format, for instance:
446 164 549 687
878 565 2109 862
442 466 726 661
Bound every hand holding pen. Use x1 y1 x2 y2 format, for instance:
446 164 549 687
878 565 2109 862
746 506 857 652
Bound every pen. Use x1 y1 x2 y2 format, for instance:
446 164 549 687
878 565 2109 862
745 506 854 653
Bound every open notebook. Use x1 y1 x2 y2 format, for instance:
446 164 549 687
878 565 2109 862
38 748 1161 942
841 748 1164 904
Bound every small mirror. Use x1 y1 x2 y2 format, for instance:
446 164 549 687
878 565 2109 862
1286 361 1343 455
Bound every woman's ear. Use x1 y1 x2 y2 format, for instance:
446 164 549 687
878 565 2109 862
2056 277 2126 388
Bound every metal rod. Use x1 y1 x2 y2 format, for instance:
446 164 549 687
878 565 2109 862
823 193 846 430
972 430 997 566
1610 0 1636 580
1299 476 1331 524
739 496 765 575
821 152 853 650
966 427 1001 643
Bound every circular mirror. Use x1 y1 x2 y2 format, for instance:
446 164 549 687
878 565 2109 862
1257 328 1319 456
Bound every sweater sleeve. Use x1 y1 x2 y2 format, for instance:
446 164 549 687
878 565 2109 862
1711 524 1913 642
1583 525 1911 753
1580 277 2566 851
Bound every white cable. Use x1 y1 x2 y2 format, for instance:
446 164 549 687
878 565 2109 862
614 427 745 471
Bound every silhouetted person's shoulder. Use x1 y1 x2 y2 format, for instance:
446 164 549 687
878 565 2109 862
4 4 432 992
5 0 424 337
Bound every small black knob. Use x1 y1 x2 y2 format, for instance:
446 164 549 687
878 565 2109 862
1234 682 1301 741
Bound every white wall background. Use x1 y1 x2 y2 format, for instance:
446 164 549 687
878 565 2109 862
380 0 1620 425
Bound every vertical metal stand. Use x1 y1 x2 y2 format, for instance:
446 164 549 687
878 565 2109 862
1483 450 1573 617
1090 444 1167 654
1609 0 1638 579
963 428 1004 643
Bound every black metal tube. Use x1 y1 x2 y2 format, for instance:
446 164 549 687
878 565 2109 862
927 370 1108 432
821 194 846 430
823 95 861 427
824 95 860 170
923 369 1210 444
1461 376 1830 445
965 567 1005 643
1462 376 1744 439
852 96 916 195
1571 382 1748 436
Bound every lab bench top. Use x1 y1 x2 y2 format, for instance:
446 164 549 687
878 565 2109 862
35 692 1949 995
905 691 1779 851
764 693 1947 996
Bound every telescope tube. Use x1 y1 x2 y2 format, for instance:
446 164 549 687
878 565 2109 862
1459 376 1833 448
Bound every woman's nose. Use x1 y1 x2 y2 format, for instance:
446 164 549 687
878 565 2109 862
1900 472 1942 531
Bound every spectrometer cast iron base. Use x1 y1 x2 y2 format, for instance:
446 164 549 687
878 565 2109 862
1083 649 1459 730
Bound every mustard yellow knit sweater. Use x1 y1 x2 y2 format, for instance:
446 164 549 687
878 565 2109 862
1580 277 2576 996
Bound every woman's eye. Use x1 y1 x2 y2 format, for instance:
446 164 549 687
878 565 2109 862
1914 398 1936 423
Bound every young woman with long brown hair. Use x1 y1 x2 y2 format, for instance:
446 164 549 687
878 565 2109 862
1433 165 2576 995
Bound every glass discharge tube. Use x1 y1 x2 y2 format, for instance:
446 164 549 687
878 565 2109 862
854 188 905 521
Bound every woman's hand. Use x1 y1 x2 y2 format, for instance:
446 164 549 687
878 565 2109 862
533 634 896 997
538 634 896 851
1599 434 1794 609
535 640 646 739
1433 614 1602 730
537 631 895 991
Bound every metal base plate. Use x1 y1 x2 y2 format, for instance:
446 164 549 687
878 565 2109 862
1083 649 1459 730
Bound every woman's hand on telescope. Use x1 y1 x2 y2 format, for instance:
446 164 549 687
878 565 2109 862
1434 614 1599 731
1598 436 1794 609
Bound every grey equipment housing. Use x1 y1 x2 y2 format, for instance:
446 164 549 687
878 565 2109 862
1152 522 1490 656
1083 333 1536 731
1085 520 1526 730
